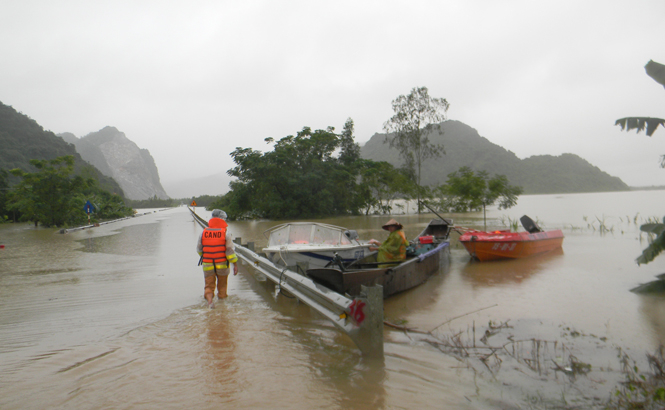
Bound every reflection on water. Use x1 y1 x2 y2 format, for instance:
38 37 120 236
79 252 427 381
2 192 665 408
461 247 565 286
79 223 163 256
638 294 665 348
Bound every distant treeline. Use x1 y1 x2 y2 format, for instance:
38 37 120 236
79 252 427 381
125 195 220 209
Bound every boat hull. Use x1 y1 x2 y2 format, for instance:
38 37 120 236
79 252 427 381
307 242 450 298
459 230 564 262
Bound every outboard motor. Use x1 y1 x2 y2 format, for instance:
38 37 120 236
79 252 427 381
344 230 359 241
520 215 543 233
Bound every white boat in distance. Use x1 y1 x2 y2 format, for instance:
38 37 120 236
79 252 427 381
262 222 371 270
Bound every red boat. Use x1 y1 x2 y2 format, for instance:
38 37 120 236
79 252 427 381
458 215 564 262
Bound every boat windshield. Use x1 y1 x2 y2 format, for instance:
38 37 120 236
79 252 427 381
267 223 353 247
313 225 351 245
289 224 313 244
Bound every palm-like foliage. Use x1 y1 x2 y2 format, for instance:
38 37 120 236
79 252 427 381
618 60 665 266
616 60 665 164
615 117 665 137
637 218 665 265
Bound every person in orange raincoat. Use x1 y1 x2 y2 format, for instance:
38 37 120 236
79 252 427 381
197 209 238 308
368 218 409 268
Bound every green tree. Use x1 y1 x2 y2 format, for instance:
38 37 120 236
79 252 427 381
335 118 365 213
383 86 450 213
219 126 360 219
212 123 410 220
339 118 361 167
8 155 90 227
7 155 133 227
434 166 523 230
356 160 412 215
84 180 134 220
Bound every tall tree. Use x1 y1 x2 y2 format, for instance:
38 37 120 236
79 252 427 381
339 118 361 167
383 86 450 212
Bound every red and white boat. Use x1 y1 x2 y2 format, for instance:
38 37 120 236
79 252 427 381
458 215 564 262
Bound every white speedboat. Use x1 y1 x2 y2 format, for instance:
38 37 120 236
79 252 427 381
262 222 371 270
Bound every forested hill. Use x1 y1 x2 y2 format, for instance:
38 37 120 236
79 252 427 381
0 101 125 195
360 120 629 194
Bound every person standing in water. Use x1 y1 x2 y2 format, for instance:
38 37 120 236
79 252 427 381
368 218 409 268
197 209 239 308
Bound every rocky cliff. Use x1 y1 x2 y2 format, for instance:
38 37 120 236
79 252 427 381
59 127 169 200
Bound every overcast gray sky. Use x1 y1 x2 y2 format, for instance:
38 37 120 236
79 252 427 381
2 0 664 188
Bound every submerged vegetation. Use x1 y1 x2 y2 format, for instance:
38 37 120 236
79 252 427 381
606 347 665 410
384 314 665 409
5 155 133 227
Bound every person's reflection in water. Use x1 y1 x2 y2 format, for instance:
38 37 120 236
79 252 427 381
202 309 239 403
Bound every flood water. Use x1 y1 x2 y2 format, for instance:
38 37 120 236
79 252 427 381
2 190 665 409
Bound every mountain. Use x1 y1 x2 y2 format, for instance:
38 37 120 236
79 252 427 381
59 127 168 200
162 172 233 199
0 101 125 196
360 120 629 194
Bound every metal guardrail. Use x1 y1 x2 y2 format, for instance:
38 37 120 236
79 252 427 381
59 209 171 234
188 207 384 357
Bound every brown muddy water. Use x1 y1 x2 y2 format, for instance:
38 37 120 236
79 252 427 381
1 190 665 409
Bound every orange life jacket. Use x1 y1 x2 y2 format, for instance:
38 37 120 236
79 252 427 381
201 217 228 264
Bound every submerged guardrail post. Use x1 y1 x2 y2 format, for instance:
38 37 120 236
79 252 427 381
348 285 384 358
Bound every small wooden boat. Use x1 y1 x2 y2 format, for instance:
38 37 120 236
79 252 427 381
458 215 563 262
306 219 452 298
